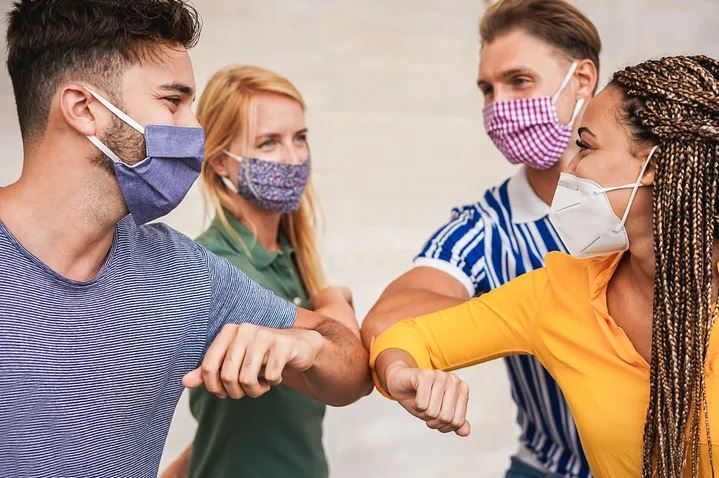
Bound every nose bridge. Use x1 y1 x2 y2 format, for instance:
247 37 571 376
283 137 304 165
182 108 201 128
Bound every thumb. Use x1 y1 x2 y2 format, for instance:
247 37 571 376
181 367 204 389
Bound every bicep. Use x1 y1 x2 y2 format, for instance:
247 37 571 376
383 267 470 300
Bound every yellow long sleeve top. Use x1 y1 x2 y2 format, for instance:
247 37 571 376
370 252 719 477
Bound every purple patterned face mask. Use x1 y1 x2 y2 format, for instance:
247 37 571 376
483 61 585 170
222 151 310 213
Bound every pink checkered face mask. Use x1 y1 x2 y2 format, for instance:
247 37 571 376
483 61 585 170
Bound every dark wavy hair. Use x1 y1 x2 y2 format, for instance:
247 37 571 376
5 0 202 140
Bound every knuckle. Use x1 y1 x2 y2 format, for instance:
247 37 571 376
220 371 235 384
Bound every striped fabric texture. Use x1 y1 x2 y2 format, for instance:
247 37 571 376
415 173 592 477
0 215 296 478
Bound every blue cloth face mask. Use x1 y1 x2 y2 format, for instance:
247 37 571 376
85 87 205 225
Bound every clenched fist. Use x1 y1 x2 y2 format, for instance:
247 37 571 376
384 361 471 437
182 322 325 399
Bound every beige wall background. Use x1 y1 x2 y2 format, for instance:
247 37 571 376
1 1 718 476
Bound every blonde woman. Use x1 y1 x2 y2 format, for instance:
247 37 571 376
161 65 356 478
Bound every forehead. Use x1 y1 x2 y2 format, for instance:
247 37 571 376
479 28 567 78
121 45 196 92
579 86 632 143
254 94 304 131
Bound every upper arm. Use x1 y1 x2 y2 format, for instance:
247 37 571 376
370 267 548 372
382 267 470 300
414 205 489 297
202 246 297 346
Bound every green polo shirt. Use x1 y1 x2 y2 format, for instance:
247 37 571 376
189 213 327 478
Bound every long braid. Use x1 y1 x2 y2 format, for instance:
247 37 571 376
612 55 719 477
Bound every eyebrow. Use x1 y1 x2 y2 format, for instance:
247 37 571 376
578 127 596 138
159 82 195 97
256 128 309 138
477 67 535 89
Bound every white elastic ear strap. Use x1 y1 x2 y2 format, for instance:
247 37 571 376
85 87 145 134
552 61 579 103
620 145 658 225
87 135 122 164
223 149 244 163
221 176 238 193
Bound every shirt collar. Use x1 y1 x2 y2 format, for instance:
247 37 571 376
212 211 293 270
506 167 551 224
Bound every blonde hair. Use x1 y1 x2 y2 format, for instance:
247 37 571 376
196 65 325 296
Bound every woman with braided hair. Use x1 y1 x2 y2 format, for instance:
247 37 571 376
370 55 719 477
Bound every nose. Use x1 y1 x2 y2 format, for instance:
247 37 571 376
179 108 201 128
282 141 307 165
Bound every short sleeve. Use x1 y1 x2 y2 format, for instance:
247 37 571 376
370 266 547 397
414 205 488 297
199 245 297 347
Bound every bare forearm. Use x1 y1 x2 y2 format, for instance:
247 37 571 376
362 288 465 348
296 317 372 406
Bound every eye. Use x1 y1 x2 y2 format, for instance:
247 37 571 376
294 133 308 143
164 97 182 106
511 77 532 88
258 139 276 149
576 138 591 150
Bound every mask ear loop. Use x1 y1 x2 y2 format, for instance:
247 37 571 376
85 87 145 134
617 145 658 228
551 62 585 127
552 61 579 105
224 150 271 207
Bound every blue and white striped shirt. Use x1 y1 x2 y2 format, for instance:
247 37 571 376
0 215 296 478
415 169 591 477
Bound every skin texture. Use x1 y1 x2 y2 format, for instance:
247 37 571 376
373 84 719 436
161 95 359 478
0 44 371 446
361 28 598 349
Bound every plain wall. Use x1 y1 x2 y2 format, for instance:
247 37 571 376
0 1 717 476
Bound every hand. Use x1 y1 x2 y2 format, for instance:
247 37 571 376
384 361 471 437
182 323 325 399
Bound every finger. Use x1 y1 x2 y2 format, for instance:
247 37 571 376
412 370 433 412
456 420 471 437
423 372 448 420
451 381 470 434
427 381 458 431
263 346 289 386
219 333 250 399
239 337 272 398
201 325 238 398
181 368 202 389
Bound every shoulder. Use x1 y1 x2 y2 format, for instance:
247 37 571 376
118 217 206 269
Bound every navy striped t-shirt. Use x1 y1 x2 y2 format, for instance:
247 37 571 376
415 169 591 477
0 215 296 478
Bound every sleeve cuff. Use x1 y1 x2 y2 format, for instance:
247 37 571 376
368 318 436 400
413 257 476 297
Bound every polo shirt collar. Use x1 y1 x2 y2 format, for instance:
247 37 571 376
507 166 551 224
213 212 293 270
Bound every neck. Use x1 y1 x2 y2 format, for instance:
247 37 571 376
226 195 282 251
0 140 126 281
524 140 579 205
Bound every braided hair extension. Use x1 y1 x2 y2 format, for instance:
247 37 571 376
611 55 719 477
